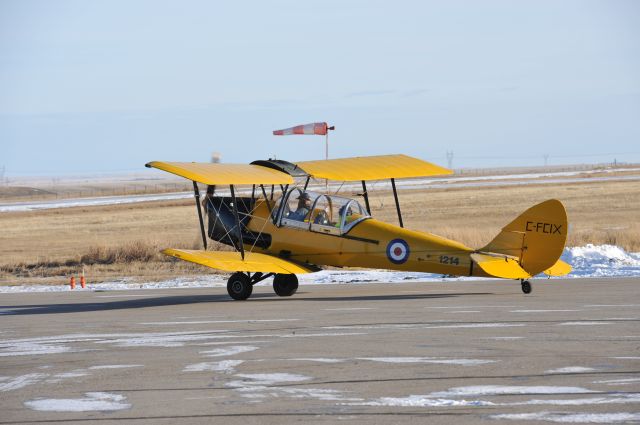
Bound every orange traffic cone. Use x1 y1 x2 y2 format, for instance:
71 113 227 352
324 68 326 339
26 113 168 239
80 269 86 289
70 276 76 289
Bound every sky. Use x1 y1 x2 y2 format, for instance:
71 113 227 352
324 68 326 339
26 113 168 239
1 0 639 176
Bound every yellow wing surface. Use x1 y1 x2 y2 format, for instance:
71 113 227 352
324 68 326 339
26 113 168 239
471 253 531 279
296 154 452 181
162 249 315 274
145 162 293 185
544 259 572 276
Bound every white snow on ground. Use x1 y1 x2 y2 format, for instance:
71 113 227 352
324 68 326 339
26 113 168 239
183 360 244 373
545 367 596 374
24 392 131 412
594 378 640 385
343 385 628 409
358 357 495 366
226 372 362 402
233 373 311 385
0 373 47 392
429 385 595 397
290 358 346 363
490 412 640 423
0 192 193 212
201 345 259 357
563 244 640 277
88 364 142 370
0 244 638 294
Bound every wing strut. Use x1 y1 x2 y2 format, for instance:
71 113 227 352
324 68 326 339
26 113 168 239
391 178 403 228
193 181 207 250
260 184 272 212
229 184 245 260
361 180 371 215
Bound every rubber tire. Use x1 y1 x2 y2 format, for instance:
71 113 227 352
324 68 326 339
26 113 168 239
273 274 299 297
521 280 532 294
227 272 253 300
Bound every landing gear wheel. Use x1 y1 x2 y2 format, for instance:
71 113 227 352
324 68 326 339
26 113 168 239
227 272 252 300
273 274 298 297
521 280 532 294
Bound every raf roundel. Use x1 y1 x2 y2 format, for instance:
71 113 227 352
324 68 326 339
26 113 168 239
386 239 410 264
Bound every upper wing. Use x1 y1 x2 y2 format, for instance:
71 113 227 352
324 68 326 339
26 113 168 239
163 249 317 274
146 162 293 185
295 154 452 181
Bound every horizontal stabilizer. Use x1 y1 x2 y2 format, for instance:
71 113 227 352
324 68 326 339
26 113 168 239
162 249 316 274
471 253 531 279
544 259 572 276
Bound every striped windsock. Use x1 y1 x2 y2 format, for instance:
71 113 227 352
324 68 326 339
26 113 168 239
273 122 328 136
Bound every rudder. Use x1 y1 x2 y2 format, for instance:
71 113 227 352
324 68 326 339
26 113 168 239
481 199 569 276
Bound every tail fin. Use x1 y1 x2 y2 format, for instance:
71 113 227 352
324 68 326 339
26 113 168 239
480 199 569 276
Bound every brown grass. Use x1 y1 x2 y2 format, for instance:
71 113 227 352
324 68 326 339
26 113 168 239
1 177 639 285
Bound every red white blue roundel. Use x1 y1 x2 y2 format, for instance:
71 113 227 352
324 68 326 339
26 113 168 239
386 239 410 264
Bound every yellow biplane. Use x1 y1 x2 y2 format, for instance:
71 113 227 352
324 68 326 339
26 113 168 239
146 154 571 300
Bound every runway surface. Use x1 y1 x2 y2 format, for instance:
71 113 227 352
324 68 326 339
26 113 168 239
1 278 639 424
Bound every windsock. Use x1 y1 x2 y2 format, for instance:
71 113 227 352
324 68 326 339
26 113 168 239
273 122 331 136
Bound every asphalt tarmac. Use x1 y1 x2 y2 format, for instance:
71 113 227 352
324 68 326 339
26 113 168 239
1 278 639 424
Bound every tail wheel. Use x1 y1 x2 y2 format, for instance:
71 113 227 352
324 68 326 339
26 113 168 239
227 272 252 300
521 280 532 294
273 274 298 297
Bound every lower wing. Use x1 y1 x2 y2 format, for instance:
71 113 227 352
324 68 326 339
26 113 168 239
162 249 319 274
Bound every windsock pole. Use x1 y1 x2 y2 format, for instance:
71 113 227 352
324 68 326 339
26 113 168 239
325 132 329 190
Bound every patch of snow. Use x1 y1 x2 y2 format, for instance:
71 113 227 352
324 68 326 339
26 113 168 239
88 364 142 370
0 192 192 213
346 395 494 407
0 373 47 392
94 330 229 347
430 385 594 397
290 358 345 363
508 394 640 406
183 360 244 373
201 345 259 357
594 378 640 385
612 356 640 360
557 321 613 326
359 357 495 366
0 341 75 357
425 323 526 329
24 392 131 412
545 367 597 374
563 244 640 278
52 370 89 379
490 411 640 423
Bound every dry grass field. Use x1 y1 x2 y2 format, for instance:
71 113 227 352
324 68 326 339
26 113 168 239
1 177 638 285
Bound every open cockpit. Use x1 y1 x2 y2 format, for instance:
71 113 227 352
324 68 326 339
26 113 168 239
274 188 370 235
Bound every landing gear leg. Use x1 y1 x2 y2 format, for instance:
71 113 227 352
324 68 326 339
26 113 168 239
227 272 252 300
273 274 299 297
521 279 532 294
